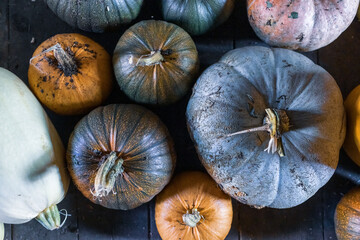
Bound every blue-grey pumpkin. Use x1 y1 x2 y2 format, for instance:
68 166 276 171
45 0 143 32
161 0 235 35
186 46 345 209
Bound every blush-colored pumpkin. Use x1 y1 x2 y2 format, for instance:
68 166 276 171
45 0 143 32
161 0 235 35
247 0 359 51
28 33 113 115
67 104 176 210
335 187 360 240
155 171 233 240
186 46 345 209
343 85 360 167
113 20 199 105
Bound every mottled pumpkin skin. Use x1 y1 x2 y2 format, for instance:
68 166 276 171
113 20 199 105
155 171 233 240
161 0 235 35
247 0 359 51
45 0 143 32
28 33 113 115
343 85 360 167
186 46 345 209
67 104 176 210
335 187 360 240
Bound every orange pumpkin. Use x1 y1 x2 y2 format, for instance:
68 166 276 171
28 33 113 115
155 171 233 240
334 187 360 240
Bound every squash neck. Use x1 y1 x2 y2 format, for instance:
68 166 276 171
226 108 289 157
182 208 203 227
91 151 124 199
35 204 61 230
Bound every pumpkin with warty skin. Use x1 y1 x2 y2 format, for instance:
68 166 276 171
343 85 360 167
247 0 359 51
155 171 233 240
113 20 199 105
45 0 143 32
335 187 360 240
0 68 69 230
67 104 176 210
161 0 235 36
186 46 345 209
28 33 113 115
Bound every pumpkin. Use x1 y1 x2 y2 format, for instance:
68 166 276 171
44 0 143 32
155 171 233 240
0 68 69 230
28 33 113 115
186 46 345 209
343 85 360 167
0 223 3 240
161 0 235 36
335 187 360 240
113 20 199 105
67 104 176 210
247 0 359 51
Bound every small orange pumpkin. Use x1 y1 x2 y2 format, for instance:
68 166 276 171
155 171 233 240
334 187 360 240
28 33 113 115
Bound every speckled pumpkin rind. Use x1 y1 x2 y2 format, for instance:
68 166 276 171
161 0 235 35
343 85 360 167
186 46 345 209
28 33 113 115
155 171 233 240
113 20 199 105
67 104 176 210
335 187 360 240
45 0 143 32
247 0 359 51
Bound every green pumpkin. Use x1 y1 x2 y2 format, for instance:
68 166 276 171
161 0 235 35
45 0 143 32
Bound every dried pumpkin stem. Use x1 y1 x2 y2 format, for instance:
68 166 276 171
136 50 164 66
182 208 203 227
35 204 61 230
91 151 124 199
226 108 289 157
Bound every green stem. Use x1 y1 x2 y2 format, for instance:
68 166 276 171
136 51 164 66
91 152 124 198
182 208 203 227
35 204 61 230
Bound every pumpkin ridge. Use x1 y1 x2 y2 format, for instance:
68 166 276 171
85 115 108 151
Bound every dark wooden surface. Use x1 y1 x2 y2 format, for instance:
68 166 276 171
1 1 360 239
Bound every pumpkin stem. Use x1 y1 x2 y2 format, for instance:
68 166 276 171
136 50 164 66
182 208 203 227
35 204 63 230
91 151 124 199
226 108 289 157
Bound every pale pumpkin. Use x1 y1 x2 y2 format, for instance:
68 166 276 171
28 33 113 115
344 85 360 167
186 46 345 209
155 171 233 240
335 187 360 240
247 0 359 51
113 20 199 105
0 68 69 230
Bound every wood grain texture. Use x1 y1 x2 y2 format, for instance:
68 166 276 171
0 0 8 68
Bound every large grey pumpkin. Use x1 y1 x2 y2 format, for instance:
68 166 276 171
45 0 143 32
186 46 345 209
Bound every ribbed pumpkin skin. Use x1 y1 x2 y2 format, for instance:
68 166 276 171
335 187 360 240
45 0 143 32
247 0 359 51
161 0 235 35
186 46 345 209
155 171 233 240
28 33 113 115
343 85 360 167
67 104 176 210
113 20 199 105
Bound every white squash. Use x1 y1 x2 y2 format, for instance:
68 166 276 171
0 68 69 230
0 223 3 240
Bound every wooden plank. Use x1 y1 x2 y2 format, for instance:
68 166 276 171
0 0 8 68
3 224 11 240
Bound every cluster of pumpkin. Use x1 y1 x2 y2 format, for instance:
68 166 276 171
1 0 360 239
